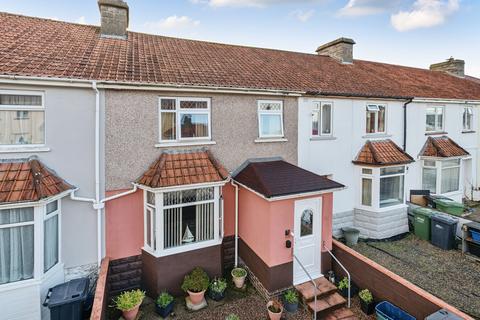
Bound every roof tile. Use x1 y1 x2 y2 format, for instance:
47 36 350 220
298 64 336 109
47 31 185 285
353 140 414 166
419 136 470 158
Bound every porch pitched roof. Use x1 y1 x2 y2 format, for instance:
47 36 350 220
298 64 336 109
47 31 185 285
136 149 229 189
0 157 74 204
232 159 344 198
353 139 414 166
419 136 470 158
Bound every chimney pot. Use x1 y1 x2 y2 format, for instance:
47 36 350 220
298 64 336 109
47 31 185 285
98 0 129 39
316 37 355 64
430 57 465 78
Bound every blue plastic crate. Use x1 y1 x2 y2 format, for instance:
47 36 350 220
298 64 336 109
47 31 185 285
375 301 416 320
471 230 480 243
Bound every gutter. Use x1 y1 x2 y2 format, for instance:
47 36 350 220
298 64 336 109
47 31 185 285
403 98 414 151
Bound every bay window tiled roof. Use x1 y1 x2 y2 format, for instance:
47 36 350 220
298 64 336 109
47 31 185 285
353 140 414 166
419 136 470 158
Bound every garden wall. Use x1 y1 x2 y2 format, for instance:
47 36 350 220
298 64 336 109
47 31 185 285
90 257 110 320
332 240 473 320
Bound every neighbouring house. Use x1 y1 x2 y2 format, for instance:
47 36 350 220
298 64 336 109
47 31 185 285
0 0 480 319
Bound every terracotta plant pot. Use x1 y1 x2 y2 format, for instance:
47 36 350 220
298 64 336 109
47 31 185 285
187 290 206 305
231 268 247 289
122 303 141 320
267 301 283 320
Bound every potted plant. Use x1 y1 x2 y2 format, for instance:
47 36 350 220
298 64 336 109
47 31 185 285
283 289 299 313
208 277 227 301
337 277 350 298
112 289 145 320
231 267 247 288
155 291 175 318
359 289 375 315
267 300 283 320
225 314 240 320
181 267 210 306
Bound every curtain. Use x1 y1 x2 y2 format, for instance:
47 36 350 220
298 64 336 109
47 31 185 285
380 176 404 207
44 215 58 272
0 110 45 145
321 104 331 134
0 208 34 284
442 167 460 193
260 114 282 136
361 178 372 206
422 168 437 193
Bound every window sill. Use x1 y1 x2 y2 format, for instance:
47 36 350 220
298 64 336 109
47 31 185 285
310 136 337 141
0 278 40 292
462 130 476 134
361 133 392 139
425 131 448 136
254 138 288 143
0 146 50 153
142 238 222 258
155 141 216 148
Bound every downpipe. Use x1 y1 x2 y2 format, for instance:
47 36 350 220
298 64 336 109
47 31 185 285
231 180 240 267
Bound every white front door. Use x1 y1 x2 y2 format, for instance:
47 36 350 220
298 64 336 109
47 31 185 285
293 198 322 285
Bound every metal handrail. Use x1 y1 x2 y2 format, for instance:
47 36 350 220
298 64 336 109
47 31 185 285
323 244 351 308
293 254 318 320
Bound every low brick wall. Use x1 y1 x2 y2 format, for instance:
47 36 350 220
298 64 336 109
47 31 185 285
90 257 110 320
332 240 473 320
108 255 142 297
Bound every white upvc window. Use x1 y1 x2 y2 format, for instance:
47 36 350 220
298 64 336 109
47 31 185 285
463 106 473 131
365 104 386 134
359 166 406 210
426 106 444 132
143 185 222 257
422 159 461 195
312 102 333 136
0 90 45 146
257 100 284 138
0 198 61 286
159 97 211 143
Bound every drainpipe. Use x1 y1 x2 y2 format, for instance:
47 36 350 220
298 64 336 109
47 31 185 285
100 184 138 203
403 98 414 151
231 180 240 267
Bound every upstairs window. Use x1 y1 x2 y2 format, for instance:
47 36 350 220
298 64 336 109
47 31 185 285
0 91 45 146
312 102 332 136
366 104 386 134
426 106 444 132
258 100 284 138
463 106 473 131
159 97 211 142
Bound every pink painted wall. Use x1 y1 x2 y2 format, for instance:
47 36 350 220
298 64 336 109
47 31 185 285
237 186 334 267
105 189 144 260
222 183 235 237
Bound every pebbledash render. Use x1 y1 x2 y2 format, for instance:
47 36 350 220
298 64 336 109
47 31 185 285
0 0 480 319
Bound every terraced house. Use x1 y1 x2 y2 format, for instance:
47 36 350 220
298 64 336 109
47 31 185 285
0 0 479 319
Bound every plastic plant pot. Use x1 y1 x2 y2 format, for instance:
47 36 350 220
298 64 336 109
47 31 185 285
155 300 174 318
342 227 360 246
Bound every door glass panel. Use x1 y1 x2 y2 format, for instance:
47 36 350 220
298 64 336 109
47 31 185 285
300 209 313 237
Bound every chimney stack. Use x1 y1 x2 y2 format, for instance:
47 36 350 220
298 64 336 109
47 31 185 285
430 57 465 78
98 0 129 39
316 38 355 64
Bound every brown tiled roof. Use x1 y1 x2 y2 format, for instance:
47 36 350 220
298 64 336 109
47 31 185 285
232 159 344 198
136 150 228 188
0 158 74 204
1 13 480 100
353 140 414 166
419 136 470 158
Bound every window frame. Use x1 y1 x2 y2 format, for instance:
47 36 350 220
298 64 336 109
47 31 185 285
463 106 474 131
142 183 223 258
365 104 386 135
422 159 462 195
311 101 333 137
158 97 212 144
257 100 284 139
0 90 46 148
425 106 445 133
379 166 405 208
43 200 60 272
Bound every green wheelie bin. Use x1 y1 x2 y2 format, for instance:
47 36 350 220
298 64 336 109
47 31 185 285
413 207 434 240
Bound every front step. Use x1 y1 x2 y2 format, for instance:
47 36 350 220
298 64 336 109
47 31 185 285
324 307 357 320
307 292 346 315
295 277 337 302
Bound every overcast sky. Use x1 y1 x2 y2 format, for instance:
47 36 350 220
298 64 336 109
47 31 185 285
1 0 479 77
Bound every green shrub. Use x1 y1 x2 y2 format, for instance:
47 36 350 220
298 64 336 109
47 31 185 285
113 289 145 311
209 277 228 293
156 291 174 308
231 267 247 278
225 314 240 320
181 267 210 293
283 289 299 304
337 277 349 290
359 289 373 303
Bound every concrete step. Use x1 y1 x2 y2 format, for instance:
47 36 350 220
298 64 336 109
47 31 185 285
306 292 346 315
324 307 357 320
295 277 337 302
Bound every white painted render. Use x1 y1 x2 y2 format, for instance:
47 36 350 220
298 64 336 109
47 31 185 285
298 96 479 238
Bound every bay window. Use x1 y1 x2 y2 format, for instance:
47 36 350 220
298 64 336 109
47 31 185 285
44 201 59 272
159 97 211 143
0 91 45 146
143 186 221 256
312 102 332 136
463 107 473 131
359 166 406 209
426 106 444 132
422 159 461 194
366 104 386 134
258 100 284 138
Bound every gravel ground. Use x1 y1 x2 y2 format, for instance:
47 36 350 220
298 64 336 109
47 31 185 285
353 234 480 319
